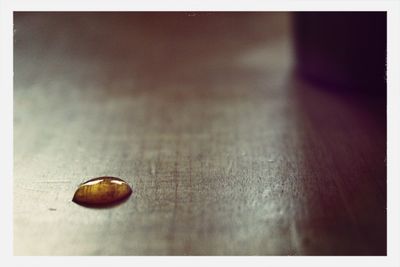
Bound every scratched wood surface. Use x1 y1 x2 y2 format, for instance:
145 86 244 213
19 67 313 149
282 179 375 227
13 12 386 255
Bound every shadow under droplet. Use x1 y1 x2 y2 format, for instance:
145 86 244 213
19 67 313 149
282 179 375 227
72 193 132 209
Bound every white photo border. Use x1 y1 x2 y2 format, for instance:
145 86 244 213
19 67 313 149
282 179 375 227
1 1 399 266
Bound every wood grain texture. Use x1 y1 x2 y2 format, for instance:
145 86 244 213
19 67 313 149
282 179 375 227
13 12 386 255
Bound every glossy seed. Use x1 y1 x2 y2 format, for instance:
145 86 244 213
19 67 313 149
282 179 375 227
72 176 132 207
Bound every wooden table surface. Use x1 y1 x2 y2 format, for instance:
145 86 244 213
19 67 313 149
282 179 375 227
13 12 386 255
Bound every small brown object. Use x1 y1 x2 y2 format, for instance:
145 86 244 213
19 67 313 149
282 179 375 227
72 177 132 207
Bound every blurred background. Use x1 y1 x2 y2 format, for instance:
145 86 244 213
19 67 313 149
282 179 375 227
14 12 386 255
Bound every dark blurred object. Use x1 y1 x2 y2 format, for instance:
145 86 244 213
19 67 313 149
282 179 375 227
293 12 386 95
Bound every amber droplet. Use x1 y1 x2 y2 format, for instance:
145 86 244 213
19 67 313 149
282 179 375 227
72 176 132 207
